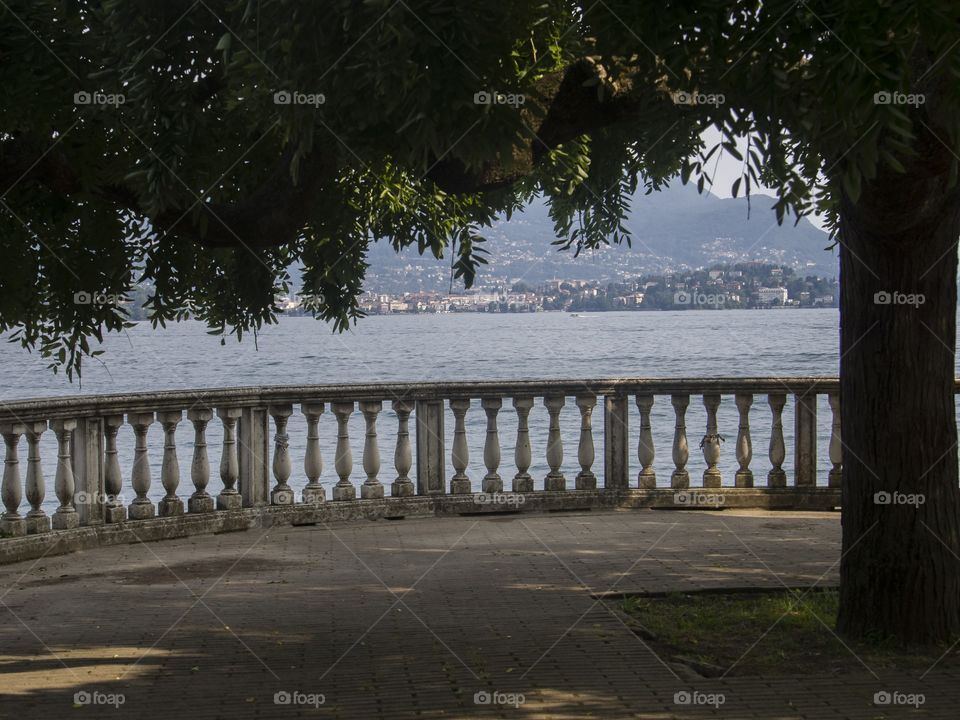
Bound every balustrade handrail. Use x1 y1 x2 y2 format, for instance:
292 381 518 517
0 376 849 423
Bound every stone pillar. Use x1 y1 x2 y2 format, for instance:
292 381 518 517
392 400 414 497
828 393 842 488
71 417 104 526
127 413 156 520
794 392 817 487
734 393 754 488
24 421 49 534
332 402 356 501
187 408 215 513
269 404 295 505
767 393 787 487
481 398 502 493
670 394 690 490
239 407 270 508
636 394 656 489
157 411 185 517
603 395 630 489
103 415 126 523
701 394 723 488
544 396 566 491
302 403 325 504
512 397 534 493
415 399 445 495
0 424 26 537
449 399 471 494
360 401 384 499
575 395 597 490
216 407 243 510
51 419 79 530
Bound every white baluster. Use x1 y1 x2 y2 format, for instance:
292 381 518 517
636 394 656 489
450 399 471 494
187 408 215 513
127 413 155 520
158 411 185 516
768 394 787 487
24 421 49 534
51 419 79 529
392 400 414 497
269 404 295 505
103 415 126 522
544 396 566 491
0 424 25 537
575 395 597 490
302 403 325 504
216 408 242 510
701 394 723 488
481 398 502 493
360 401 384 499
512 397 534 493
828 393 842 488
332 402 356 501
670 394 690 489
734 394 754 488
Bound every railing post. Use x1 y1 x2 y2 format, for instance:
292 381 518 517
544 396 566 491
302 403 325 504
701 394 723 488
71 417 104 526
794 392 817 486
127 413 155 520
239 407 270 508
670 394 690 490
828 393 842 488
157 410 185 517
103 415 126 522
51 419 79 530
449 399 471 494
767 394 787 487
575 395 597 490
512 397 534 493
392 400 415 497
0 424 25 537
332 402 356 501
187 408 215 513
359 400 384 499
415 399 445 495
603 394 630 489
481 398 503 493
216 407 243 511
636 394 656 489
734 393 754 488
269 404 295 505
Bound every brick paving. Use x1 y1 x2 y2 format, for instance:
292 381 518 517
0 508 952 718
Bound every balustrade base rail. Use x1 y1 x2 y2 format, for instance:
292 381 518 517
0 488 840 565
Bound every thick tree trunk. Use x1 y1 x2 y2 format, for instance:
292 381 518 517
836 158 960 644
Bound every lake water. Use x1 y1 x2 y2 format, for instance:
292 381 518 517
0 310 853 511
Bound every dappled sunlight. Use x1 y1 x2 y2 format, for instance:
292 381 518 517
0 648 177 694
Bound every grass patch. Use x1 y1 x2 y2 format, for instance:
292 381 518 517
616 589 960 677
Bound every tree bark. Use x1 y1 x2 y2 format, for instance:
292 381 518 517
836 150 960 644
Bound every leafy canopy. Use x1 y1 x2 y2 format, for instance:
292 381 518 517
1 0 958 376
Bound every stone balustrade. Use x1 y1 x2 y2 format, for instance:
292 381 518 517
0 378 857 561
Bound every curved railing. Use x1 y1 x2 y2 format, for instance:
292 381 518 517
0 377 845 563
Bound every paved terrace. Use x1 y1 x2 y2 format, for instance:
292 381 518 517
0 509 952 719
